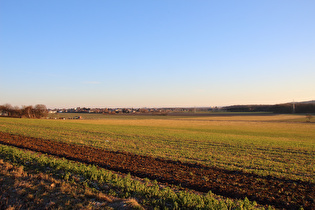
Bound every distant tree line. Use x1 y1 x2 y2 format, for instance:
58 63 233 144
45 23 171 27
224 105 273 112
0 104 48 118
272 103 315 113
224 103 315 113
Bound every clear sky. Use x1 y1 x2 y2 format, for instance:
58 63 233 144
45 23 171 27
1 1 314 108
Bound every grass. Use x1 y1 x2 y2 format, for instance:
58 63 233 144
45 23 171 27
0 158 123 209
0 114 314 183
0 144 263 209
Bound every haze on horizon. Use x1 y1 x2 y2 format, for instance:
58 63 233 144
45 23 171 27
1 1 314 109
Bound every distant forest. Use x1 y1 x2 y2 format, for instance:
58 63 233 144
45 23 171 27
0 104 48 118
224 102 315 113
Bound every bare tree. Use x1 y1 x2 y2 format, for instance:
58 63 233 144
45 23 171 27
12 106 22 117
21 106 34 118
0 104 22 117
0 105 4 116
34 104 48 118
1 104 48 118
2 104 14 116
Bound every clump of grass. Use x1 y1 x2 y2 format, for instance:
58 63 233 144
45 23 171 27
110 198 144 210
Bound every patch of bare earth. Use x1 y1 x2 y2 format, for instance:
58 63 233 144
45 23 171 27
0 159 143 210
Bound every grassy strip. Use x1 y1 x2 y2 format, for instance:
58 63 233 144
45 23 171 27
0 144 267 209
0 159 139 209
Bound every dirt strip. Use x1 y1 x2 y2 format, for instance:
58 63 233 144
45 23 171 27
0 132 314 209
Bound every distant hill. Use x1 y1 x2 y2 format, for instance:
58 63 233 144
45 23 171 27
297 100 315 104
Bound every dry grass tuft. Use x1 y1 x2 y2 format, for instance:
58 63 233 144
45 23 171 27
0 158 122 209
110 198 144 210
14 166 24 177
3 161 13 170
125 198 144 209
96 192 113 203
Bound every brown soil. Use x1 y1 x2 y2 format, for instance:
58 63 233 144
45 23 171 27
0 158 142 210
0 132 314 209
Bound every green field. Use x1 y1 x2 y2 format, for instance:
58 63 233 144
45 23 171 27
0 113 314 183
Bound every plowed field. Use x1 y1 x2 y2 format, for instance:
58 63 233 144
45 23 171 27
0 131 314 209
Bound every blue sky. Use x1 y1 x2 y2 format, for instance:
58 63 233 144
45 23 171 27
1 1 314 108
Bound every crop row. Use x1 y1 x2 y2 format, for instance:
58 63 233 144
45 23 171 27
0 144 263 210
0 116 313 183
0 158 129 209
1 131 313 209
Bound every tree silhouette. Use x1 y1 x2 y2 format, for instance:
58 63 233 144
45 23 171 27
1 104 48 118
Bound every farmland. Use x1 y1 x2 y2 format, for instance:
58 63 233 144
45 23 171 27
0 113 314 209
